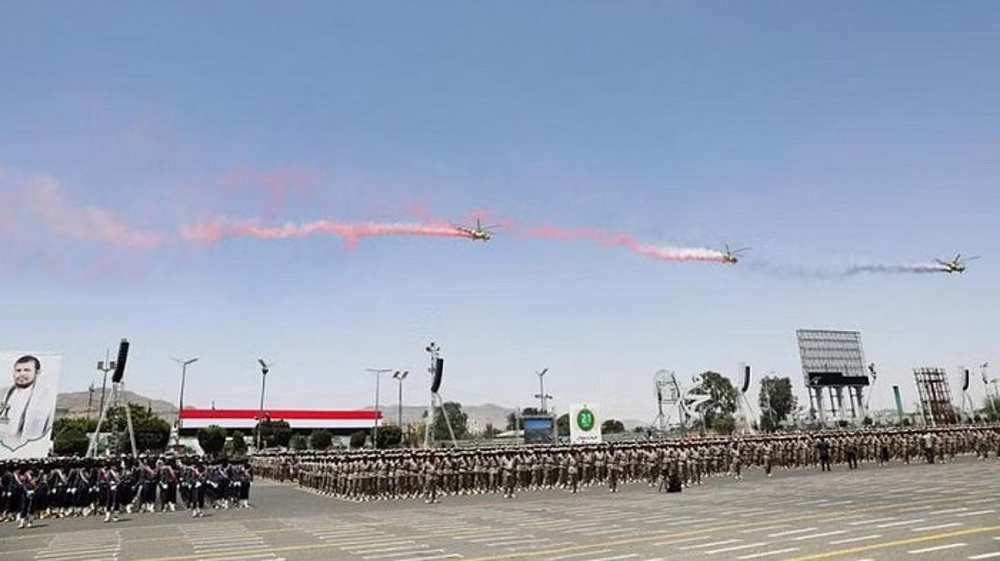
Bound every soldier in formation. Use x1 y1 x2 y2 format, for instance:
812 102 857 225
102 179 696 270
0 455 253 529
258 425 1000 504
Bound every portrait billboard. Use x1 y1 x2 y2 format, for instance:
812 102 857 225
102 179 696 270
0 352 62 459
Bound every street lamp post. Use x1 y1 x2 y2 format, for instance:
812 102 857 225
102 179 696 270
533 368 551 414
172 357 199 447
257 359 271 451
365 368 393 448
393 371 409 429
95 350 116 421
424 343 441 448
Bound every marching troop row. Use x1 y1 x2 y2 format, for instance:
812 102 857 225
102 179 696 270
0 456 253 529
252 425 1000 504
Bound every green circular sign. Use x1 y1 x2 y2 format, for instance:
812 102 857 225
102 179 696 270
577 408 596 432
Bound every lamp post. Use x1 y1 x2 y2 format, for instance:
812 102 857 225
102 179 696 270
95 350 116 420
172 357 199 447
393 370 409 429
257 359 271 451
534 368 551 414
424 342 441 448
365 368 393 448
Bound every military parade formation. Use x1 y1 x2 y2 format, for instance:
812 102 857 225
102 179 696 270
0 456 253 529
252 425 1000 504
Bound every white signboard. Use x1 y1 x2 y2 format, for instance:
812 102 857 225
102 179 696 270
0 352 62 459
569 403 602 445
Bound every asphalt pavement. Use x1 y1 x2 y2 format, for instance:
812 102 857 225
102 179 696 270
2 455 999 561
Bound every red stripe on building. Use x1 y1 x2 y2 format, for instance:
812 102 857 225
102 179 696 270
179 408 381 421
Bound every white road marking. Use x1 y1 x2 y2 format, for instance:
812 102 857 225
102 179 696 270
929 507 969 515
768 527 818 537
546 550 612 560
898 505 934 512
957 510 997 517
908 542 967 554
829 534 883 545
584 555 639 561
877 519 927 528
912 523 963 532
736 548 800 559
969 554 1000 560
348 544 423 555
849 517 896 525
791 530 846 540
679 539 741 550
705 542 771 554
741 525 791 534
363 547 433 560
652 536 715 546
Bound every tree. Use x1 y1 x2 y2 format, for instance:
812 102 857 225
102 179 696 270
601 419 625 434
376 424 403 449
256 419 292 449
349 431 368 449
98 404 172 454
198 425 227 457
982 396 1000 422
52 417 98 456
228 430 248 457
310 429 333 450
758 376 798 431
711 415 735 435
53 426 90 456
694 371 739 428
556 414 570 437
432 401 468 441
481 423 500 439
289 434 309 451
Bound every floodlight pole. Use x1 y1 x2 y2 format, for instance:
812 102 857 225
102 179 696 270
393 371 409 430
365 368 393 447
173 357 199 447
96 349 115 424
534 368 551 414
257 359 271 451
424 343 440 448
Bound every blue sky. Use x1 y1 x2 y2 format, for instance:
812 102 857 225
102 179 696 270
1 2 998 422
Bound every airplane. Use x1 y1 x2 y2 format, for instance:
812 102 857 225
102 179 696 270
455 218 503 241
935 254 980 273
721 244 750 264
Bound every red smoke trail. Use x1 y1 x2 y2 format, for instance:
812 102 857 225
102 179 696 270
0 168 166 251
182 218 470 249
522 224 728 263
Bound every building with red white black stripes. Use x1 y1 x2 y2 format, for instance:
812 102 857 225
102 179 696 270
178 408 382 437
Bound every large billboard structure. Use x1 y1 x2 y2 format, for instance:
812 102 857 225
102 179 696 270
797 330 870 425
0 352 62 459
913 367 958 426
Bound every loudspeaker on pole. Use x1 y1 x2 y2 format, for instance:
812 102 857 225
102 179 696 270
430 357 444 393
741 364 751 394
962 368 970 392
112 339 130 383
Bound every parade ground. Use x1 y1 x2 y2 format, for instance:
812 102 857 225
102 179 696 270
1 457 999 561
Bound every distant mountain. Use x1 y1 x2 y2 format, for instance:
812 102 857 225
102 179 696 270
56 390 178 420
366 402 515 429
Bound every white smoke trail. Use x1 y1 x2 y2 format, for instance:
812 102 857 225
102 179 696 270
747 260 949 279
521 224 728 263
844 263 944 275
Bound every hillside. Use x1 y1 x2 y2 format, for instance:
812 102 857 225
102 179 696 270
56 390 178 420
